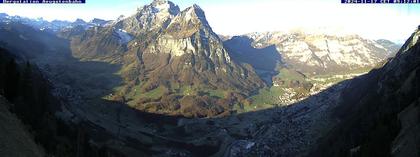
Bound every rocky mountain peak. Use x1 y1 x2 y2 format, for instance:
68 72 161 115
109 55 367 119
149 2 225 58
183 4 208 26
90 18 105 23
73 18 86 24
147 0 180 16
129 0 180 17
151 0 167 3
400 27 420 53
119 0 180 34
90 18 109 27
71 18 89 28
163 4 213 39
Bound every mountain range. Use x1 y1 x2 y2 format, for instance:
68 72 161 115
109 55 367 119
0 0 401 117
0 0 418 156
233 31 398 74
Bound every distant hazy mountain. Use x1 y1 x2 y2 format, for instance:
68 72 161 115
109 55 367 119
234 31 400 75
0 13 8 18
376 39 402 57
90 18 111 27
0 13 110 32
0 22 69 59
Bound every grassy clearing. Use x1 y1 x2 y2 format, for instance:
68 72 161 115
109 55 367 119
276 68 306 82
124 84 167 106
207 89 225 98
248 86 285 110
142 86 166 99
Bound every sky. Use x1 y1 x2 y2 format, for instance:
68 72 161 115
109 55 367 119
0 0 420 43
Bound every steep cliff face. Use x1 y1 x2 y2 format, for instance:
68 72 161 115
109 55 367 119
139 4 263 93
313 27 420 157
148 5 230 63
241 31 399 74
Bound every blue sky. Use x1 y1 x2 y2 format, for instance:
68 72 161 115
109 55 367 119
1 0 420 43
